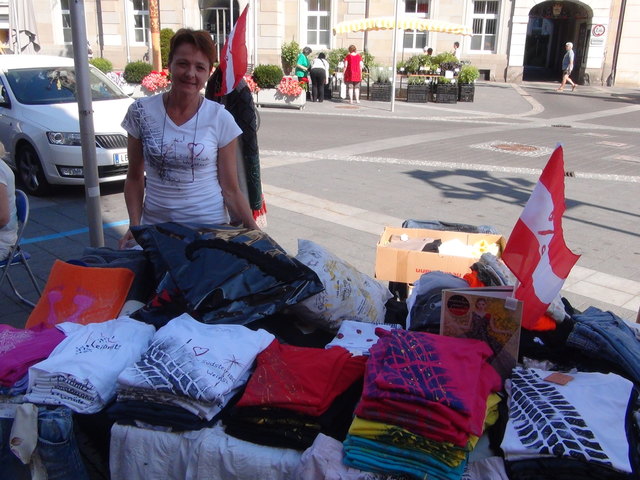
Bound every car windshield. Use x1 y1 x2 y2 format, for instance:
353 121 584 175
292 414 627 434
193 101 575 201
4 65 128 104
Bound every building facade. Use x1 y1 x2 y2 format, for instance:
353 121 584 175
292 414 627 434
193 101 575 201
1 0 637 87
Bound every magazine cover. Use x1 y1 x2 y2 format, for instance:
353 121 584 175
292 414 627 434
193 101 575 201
440 287 523 379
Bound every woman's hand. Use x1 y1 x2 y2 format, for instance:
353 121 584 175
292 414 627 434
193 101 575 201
118 229 136 250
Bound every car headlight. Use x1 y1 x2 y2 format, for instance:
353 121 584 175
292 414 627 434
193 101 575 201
46 132 82 146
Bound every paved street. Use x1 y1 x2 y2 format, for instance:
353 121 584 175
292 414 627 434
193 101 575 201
3 80 639 327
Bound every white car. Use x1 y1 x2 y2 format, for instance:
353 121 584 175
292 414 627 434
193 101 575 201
0 55 133 195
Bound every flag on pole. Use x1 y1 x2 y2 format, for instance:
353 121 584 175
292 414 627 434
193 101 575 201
501 145 580 329
217 5 249 96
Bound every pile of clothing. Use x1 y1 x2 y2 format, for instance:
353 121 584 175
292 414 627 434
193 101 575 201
343 329 503 479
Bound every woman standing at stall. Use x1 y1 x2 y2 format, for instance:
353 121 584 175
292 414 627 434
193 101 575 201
295 46 312 80
119 29 258 249
343 45 363 104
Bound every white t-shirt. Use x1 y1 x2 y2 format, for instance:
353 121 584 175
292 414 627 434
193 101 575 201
121 95 242 225
501 367 634 473
0 161 17 260
25 317 155 413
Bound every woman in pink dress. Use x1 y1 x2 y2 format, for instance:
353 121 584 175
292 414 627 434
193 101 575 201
343 45 364 104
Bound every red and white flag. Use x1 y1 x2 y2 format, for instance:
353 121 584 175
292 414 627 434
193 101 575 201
501 145 580 329
218 5 249 96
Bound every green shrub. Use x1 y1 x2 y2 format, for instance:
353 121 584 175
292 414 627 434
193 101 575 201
326 48 347 73
362 50 375 70
89 57 113 73
280 40 300 75
123 61 153 84
252 64 284 89
408 75 428 85
371 67 391 84
160 28 175 68
458 64 480 84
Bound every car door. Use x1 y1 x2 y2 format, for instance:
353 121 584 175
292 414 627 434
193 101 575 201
0 75 19 167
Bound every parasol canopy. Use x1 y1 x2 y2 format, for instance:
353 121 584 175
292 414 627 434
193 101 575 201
333 17 472 36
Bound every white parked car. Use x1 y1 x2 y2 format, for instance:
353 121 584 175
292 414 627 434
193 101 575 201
0 55 133 195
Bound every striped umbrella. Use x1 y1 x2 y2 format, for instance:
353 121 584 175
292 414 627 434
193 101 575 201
333 17 472 36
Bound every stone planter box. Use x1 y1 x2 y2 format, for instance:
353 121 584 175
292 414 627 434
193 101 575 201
433 83 458 104
255 88 306 109
128 84 170 98
369 83 392 102
406 84 430 103
458 83 475 102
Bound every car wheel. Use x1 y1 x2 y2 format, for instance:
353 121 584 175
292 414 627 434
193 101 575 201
16 144 51 196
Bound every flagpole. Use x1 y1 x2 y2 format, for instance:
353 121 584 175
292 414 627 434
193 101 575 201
390 0 399 113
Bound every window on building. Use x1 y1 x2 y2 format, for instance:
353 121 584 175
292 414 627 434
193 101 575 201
403 0 430 50
61 0 72 43
307 0 330 48
471 0 499 52
131 0 150 44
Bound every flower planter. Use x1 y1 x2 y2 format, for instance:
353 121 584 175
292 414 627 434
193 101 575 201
255 88 306 109
458 83 475 102
369 83 392 102
128 84 170 98
406 84 430 103
433 83 458 104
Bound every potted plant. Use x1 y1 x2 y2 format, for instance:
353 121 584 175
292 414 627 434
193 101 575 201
406 75 430 103
280 40 300 75
457 64 480 102
253 64 305 109
432 77 457 104
369 67 392 102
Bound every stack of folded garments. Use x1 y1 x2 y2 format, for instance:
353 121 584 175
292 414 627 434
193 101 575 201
0 324 66 396
501 367 637 480
223 340 367 449
343 329 503 479
113 313 274 430
24 317 155 413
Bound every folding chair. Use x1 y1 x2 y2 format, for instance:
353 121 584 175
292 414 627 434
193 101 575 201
0 189 42 307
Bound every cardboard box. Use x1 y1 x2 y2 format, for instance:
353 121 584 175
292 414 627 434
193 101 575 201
375 226 506 284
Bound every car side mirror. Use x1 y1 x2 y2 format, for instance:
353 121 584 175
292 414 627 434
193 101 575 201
0 85 10 108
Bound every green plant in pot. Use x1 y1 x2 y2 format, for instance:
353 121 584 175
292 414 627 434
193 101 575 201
408 75 428 86
281 40 300 75
252 64 284 89
372 67 391 84
458 64 480 84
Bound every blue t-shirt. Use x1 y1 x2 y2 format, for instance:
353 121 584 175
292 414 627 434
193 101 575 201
562 49 574 70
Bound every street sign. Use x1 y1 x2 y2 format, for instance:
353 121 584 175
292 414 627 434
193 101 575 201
592 24 605 37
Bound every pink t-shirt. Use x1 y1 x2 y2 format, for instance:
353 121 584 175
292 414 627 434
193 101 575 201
0 324 65 386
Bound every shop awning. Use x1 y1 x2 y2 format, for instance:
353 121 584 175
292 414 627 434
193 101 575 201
332 17 472 36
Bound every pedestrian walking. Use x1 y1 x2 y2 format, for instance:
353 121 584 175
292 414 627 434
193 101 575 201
557 42 576 92
452 41 461 60
309 52 330 102
343 45 363 104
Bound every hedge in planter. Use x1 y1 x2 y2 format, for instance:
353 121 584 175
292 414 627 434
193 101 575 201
369 68 392 102
457 65 480 102
433 79 457 104
252 65 284 89
406 76 429 103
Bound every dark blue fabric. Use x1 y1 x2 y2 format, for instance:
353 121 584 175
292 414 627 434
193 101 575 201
567 307 640 385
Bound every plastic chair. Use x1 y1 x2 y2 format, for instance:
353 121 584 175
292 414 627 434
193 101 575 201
0 189 42 307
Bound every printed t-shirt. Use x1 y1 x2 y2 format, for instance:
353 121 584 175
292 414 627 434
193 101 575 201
121 95 242 225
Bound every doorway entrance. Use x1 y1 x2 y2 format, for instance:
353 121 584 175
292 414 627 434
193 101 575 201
522 1 591 83
200 0 240 61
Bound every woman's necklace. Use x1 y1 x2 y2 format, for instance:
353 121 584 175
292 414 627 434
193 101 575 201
160 94 202 182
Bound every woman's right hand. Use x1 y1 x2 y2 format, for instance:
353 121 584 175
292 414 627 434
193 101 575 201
118 229 136 250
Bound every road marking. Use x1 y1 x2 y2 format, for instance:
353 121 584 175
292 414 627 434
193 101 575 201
261 149 640 183
22 220 129 244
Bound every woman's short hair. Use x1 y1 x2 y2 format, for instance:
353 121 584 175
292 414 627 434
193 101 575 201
302 46 312 55
169 29 216 69
565 42 573 48
318 52 326 59
348 45 357 53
